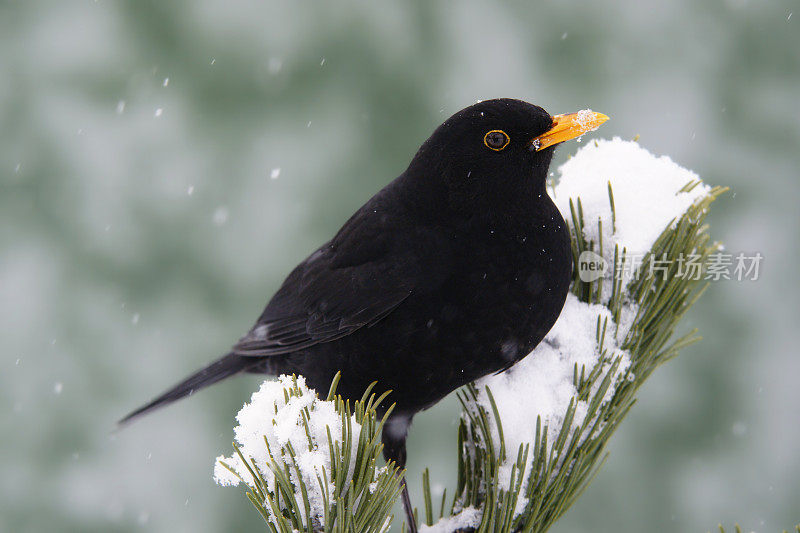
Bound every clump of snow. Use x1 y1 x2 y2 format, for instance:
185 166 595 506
214 375 361 527
420 507 483 533
574 109 598 130
554 138 710 300
476 294 632 491
470 138 711 509
270 167 281 179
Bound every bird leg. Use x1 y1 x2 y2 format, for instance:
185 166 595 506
382 413 417 533
400 477 418 533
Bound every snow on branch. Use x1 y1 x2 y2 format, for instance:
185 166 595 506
214 375 401 532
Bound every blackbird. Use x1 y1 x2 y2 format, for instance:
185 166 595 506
121 98 608 530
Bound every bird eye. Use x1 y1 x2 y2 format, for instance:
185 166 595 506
484 130 510 151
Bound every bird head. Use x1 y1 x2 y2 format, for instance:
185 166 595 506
408 99 608 217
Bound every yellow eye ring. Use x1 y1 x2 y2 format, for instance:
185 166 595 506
484 130 510 151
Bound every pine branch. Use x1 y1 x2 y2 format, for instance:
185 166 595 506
214 374 402 532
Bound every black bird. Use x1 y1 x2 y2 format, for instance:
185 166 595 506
121 98 608 530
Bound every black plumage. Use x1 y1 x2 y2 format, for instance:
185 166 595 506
122 98 601 530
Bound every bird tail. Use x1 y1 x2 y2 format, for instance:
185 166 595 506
118 352 257 425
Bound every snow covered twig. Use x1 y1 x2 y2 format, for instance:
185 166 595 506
214 374 402 532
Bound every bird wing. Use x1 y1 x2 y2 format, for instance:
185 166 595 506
231 198 418 357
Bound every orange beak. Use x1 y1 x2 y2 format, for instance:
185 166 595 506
531 110 610 151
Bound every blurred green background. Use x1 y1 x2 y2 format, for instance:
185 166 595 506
1 1 798 531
